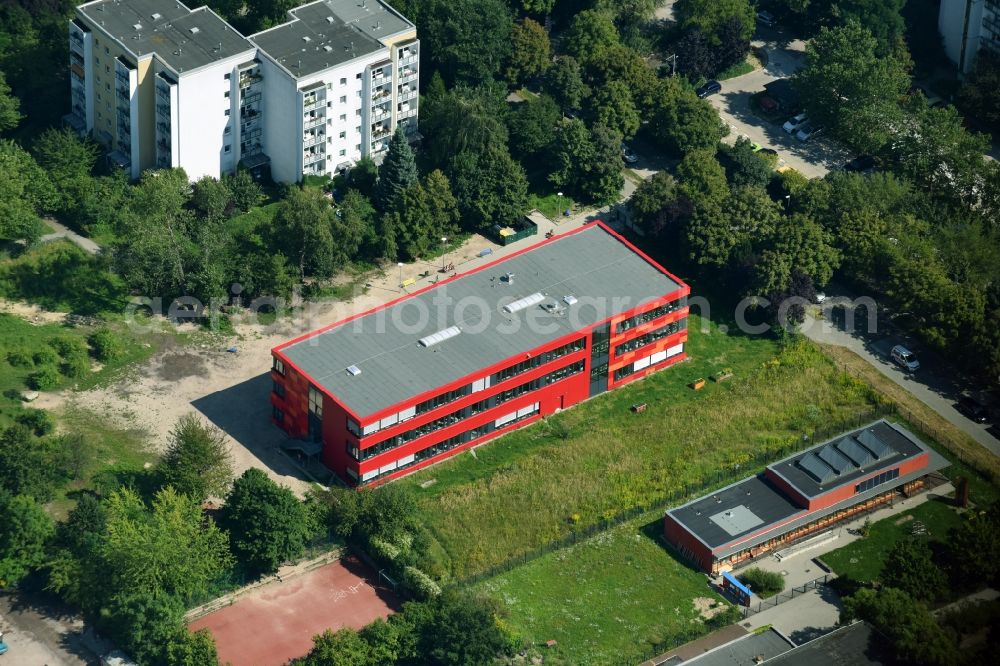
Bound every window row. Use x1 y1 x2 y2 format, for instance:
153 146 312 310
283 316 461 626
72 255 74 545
614 319 685 357
492 337 586 384
616 298 686 334
352 403 540 484
348 361 584 462
855 467 900 494
613 343 684 382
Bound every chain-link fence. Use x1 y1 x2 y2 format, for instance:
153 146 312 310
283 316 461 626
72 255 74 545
740 574 831 618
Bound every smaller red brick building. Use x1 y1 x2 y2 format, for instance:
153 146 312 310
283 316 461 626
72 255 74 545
664 420 947 574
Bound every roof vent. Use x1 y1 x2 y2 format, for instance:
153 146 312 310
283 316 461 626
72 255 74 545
419 326 461 348
563 294 578 306
503 292 545 314
326 16 335 24
346 365 362 376
303 36 311 43
133 23 142 30
151 12 162 20
323 45 333 52
189 26 200 35
502 272 515 284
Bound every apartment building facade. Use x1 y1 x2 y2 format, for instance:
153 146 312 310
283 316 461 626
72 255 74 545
939 0 1000 74
271 223 691 486
67 0 418 182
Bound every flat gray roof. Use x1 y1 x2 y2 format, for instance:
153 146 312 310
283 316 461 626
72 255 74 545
277 224 685 418
684 629 793 665
667 421 948 557
78 0 254 74
767 622 889 665
250 0 412 78
768 421 924 499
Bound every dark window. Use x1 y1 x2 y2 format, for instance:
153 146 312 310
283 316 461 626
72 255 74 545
614 365 636 382
272 381 285 398
272 406 284 422
855 468 900 493
346 418 361 437
415 384 471 414
616 298 686 334
615 320 685 357
272 357 285 375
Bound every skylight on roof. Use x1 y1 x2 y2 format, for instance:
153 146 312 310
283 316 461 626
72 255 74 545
418 326 461 348
502 292 545 314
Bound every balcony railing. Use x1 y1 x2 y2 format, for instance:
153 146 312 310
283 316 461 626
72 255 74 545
398 55 417 67
156 103 170 118
399 68 418 81
303 116 325 130
156 121 169 135
397 88 417 102
303 133 325 148
303 98 322 112
70 32 84 52
303 150 325 164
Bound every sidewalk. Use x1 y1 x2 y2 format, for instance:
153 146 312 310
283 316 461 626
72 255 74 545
40 218 101 255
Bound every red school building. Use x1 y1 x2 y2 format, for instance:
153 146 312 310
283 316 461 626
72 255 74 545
270 222 689 486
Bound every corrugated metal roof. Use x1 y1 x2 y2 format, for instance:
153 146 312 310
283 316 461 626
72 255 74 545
278 224 683 417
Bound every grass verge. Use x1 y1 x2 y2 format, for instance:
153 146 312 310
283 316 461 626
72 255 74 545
477 518 733 665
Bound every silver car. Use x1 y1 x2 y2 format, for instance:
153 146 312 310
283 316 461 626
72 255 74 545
783 112 808 133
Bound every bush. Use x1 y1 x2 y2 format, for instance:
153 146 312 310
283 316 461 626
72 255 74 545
48 336 89 359
6 349 33 367
32 347 59 366
48 336 91 378
28 366 62 390
15 409 55 436
402 565 442 600
739 567 785 598
369 536 402 563
88 327 124 362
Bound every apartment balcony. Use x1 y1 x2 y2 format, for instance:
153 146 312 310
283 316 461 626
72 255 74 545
398 55 418 67
70 32 85 54
303 149 325 164
399 68 418 82
239 72 262 88
372 106 391 121
303 116 325 130
156 138 170 152
241 90 261 105
303 133 325 149
303 98 322 112
397 88 417 102
70 64 85 83
397 108 417 120
241 107 260 121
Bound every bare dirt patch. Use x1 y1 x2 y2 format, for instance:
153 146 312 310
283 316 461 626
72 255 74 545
693 597 728 620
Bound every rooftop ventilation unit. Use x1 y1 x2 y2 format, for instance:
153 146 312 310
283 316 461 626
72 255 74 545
133 23 143 30
502 292 545 314
151 13 162 20
563 294 578 306
326 16 335 23
189 26 199 34
346 365 362 376
418 326 461 348
303 36 311 43
323 45 333 52
501 272 515 284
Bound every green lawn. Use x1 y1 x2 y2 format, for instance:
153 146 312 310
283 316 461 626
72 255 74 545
822 499 962 582
404 318 882 579
476 519 734 665
528 191 576 220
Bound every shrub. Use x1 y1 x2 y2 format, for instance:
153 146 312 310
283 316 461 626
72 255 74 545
369 536 402 563
15 409 55 436
48 336 89 359
6 349 33 367
739 567 785 598
402 565 441 600
60 354 92 379
28 366 62 390
89 327 125 362
32 347 59 366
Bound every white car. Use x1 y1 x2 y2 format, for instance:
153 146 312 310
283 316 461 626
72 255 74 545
796 123 822 141
783 112 808 133
890 345 920 372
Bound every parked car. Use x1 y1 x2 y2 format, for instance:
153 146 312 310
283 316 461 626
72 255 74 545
758 147 778 156
956 396 990 423
796 123 823 141
621 143 639 164
890 345 920 372
783 112 808 133
696 80 721 98
757 10 776 26
844 155 876 172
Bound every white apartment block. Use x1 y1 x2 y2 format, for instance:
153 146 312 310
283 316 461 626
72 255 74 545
939 0 1000 74
66 0 419 183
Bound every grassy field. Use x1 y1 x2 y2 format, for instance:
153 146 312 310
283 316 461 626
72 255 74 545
404 318 882 579
477 519 732 665
528 191 576 220
822 499 962 582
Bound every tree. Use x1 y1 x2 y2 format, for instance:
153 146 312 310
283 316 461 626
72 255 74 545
543 56 588 114
375 128 418 212
159 414 234 501
31 127 99 219
190 175 232 221
0 424 67 501
561 10 619 67
674 29 717 81
345 157 379 198
738 567 784 597
649 79 726 154
272 187 338 280
725 137 773 189
881 538 947 601
507 93 561 158
842 587 956 666
221 468 313 575
676 149 729 207
505 18 550 85
336 189 378 259
101 487 233 603
549 119 624 205
675 0 755 43
298 628 378 666
794 20 910 154
420 0 513 86
414 591 516 665
590 79 641 139
587 45 660 112
753 213 840 294
944 504 1000 589
0 492 54 587
0 139 52 242
225 169 263 213
0 69 21 132
420 83 510 170
452 145 529 232
835 0 907 56
715 15 751 72
958 53 1000 133
165 628 220 666
330 484 419 543
629 172 687 236
692 186 781 267
46 493 106 606
104 590 187 666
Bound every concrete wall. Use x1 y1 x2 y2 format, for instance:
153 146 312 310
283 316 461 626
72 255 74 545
940 0 985 73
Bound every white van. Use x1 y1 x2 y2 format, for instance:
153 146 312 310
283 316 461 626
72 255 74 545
891 345 920 372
